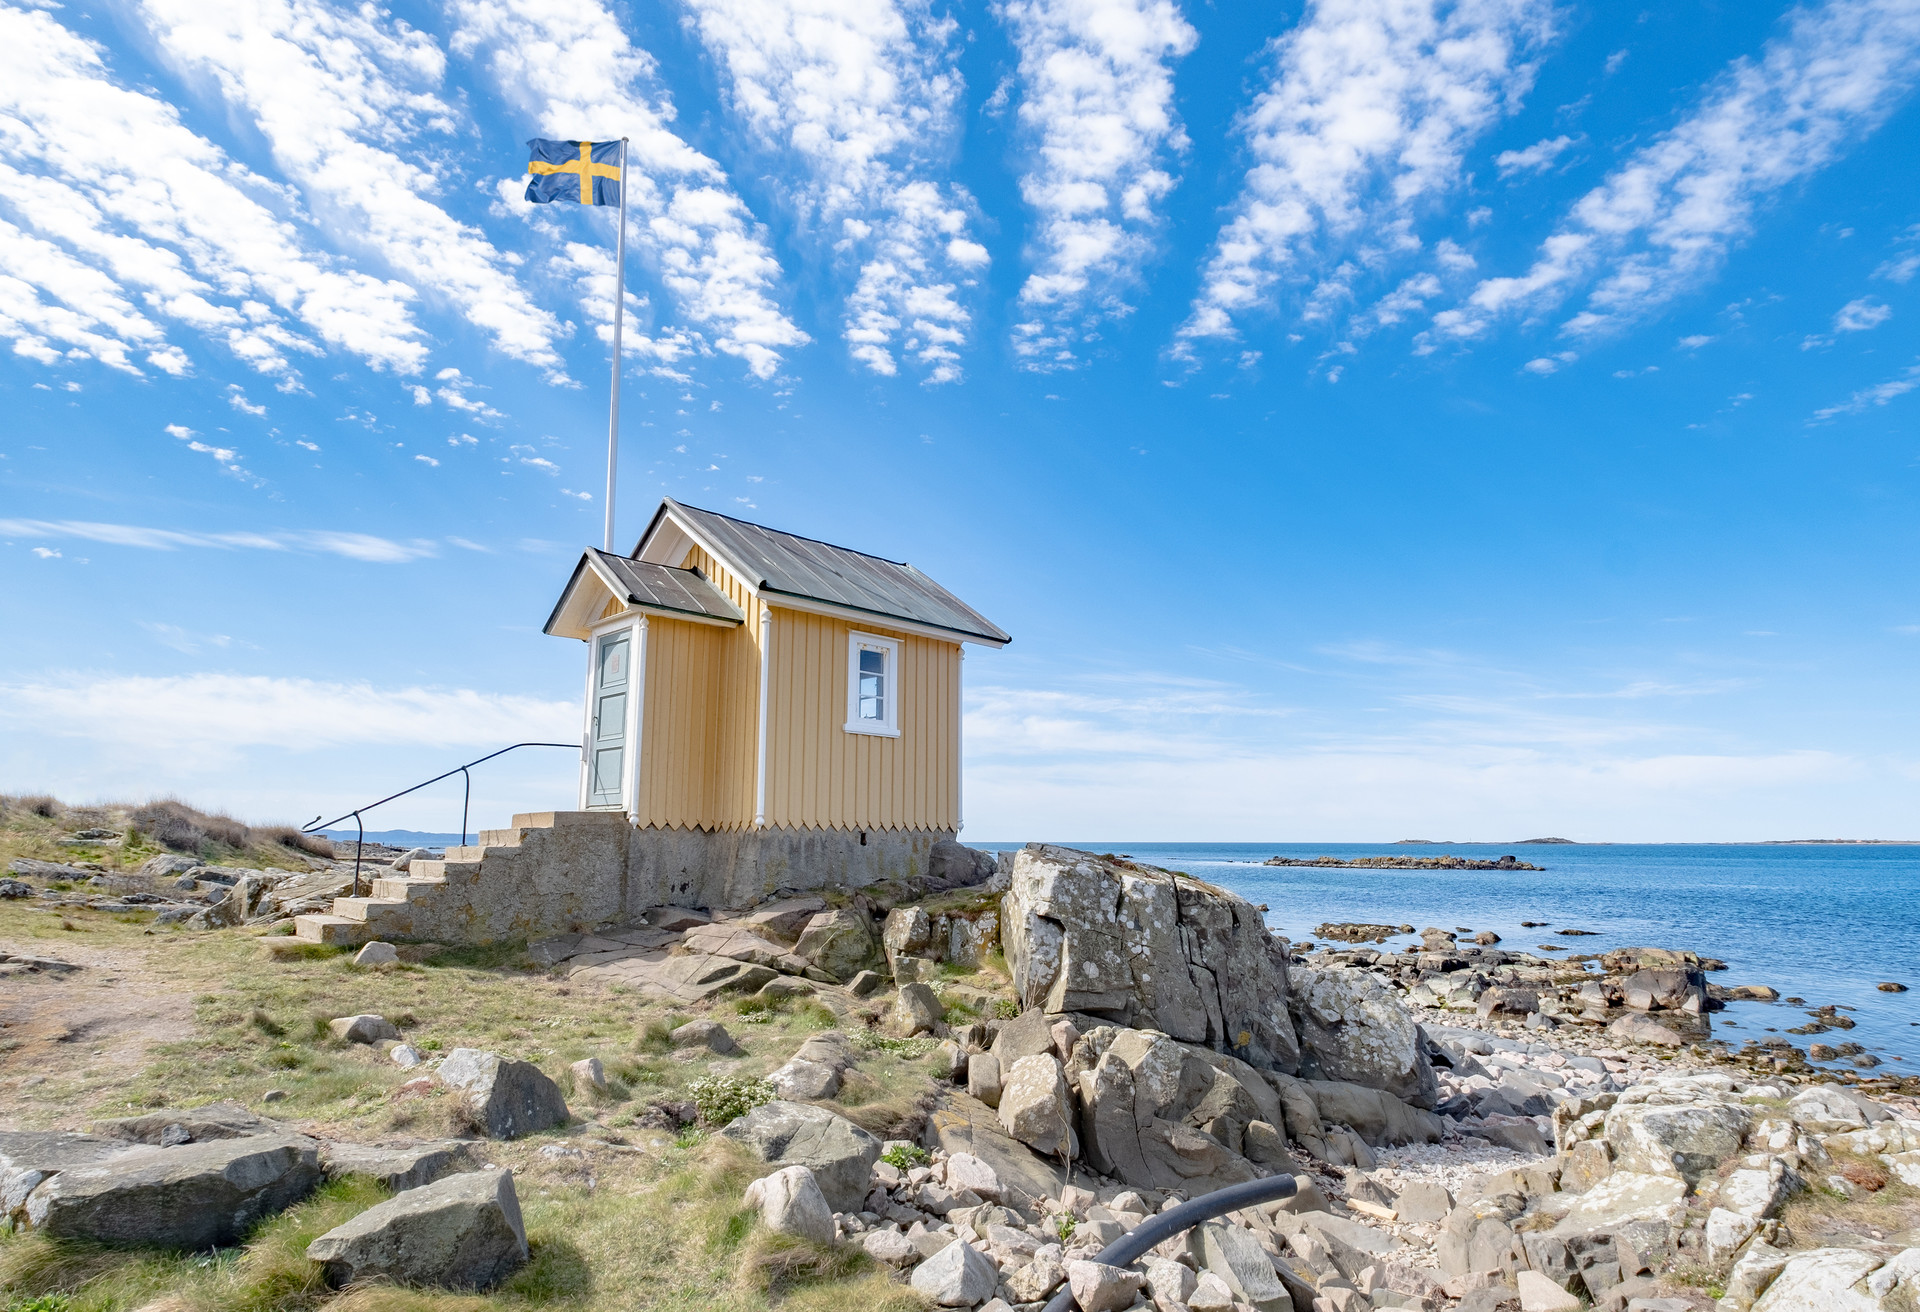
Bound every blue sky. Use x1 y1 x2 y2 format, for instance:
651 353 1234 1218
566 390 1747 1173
3 0 1919 841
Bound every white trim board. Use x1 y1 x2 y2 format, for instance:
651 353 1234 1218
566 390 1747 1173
844 630 902 738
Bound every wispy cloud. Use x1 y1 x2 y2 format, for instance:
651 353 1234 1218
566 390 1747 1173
1495 132 1577 177
0 672 574 755
0 5 427 378
963 665 1851 840
1177 0 1556 353
681 0 985 383
140 0 569 377
0 518 438 563
1875 224 1920 282
1434 0 1920 345
999 0 1197 369
1810 357 1920 421
448 0 807 381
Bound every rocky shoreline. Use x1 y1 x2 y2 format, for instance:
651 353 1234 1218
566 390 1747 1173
8 837 1920 1312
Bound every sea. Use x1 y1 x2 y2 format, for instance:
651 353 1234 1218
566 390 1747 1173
975 841 1920 1071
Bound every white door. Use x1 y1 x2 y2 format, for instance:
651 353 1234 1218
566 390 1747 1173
587 630 629 809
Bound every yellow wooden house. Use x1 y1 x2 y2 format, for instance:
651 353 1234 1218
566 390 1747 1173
543 499 1009 861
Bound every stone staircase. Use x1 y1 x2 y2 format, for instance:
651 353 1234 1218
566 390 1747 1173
294 810 629 946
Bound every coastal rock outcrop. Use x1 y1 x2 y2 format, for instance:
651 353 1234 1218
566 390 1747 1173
1000 845 1299 1073
1289 966 1440 1109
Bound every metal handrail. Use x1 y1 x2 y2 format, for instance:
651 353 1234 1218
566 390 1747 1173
1040 1173 1299 1312
302 742 581 896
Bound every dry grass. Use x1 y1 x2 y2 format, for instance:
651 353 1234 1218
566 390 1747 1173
0 794 321 877
1778 1149 1920 1247
0 886 954 1311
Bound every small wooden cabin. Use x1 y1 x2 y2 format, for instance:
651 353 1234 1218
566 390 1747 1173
544 499 1009 843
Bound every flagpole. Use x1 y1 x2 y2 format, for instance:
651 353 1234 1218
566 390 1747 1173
604 137 628 554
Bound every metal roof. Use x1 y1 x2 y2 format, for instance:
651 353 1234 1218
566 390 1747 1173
588 549 744 624
639 499 1011 646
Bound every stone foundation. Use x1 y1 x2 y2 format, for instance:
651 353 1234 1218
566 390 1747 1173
296 813 949 945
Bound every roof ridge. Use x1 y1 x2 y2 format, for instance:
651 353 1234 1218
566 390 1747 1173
665 497 910 568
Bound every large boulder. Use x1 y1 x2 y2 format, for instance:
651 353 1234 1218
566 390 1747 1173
1000 845 1299 1072
319 1140 473 1193
22 1133 321 1248
437 1049 570 1140
1 1131 142 1224
1305 1079 1444 1147
743 1165 835 1244
720 1100 881 1213
306 1167 527 1289
794 909 883 982
927 840 997 890
999 1054 1075 1159
1288 967 1438 1109
1603 1079 1750 1185
1068 1028 1256 1194
92 1101 274 1145
1751 1246 1895 1311
910 1238 999 1306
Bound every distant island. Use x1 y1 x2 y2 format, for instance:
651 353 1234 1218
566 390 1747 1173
1395 837 1575 845
1759 839 1920 845
1266 853 1544 871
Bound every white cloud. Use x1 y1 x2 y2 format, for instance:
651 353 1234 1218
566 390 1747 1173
0 7 428 376
0 672 575 755
1677 334 1715 349
1875 225 1920 281
140 0 569 378
1495 132 1576 176
560 488 592 500
521 456 559 473
0 214 172 374
1177 0 1557 352
962 665 1874 841
226 384 267 416
30 546 60 559
0 518 438 562
998 0 1198 369
1810 357 1920 420
1437 0 1920 343
1834 296 1892 332
414 453 440 466
680 0 983 382
447 0 806 381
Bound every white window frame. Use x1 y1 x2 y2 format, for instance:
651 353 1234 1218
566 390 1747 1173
844 630 901 738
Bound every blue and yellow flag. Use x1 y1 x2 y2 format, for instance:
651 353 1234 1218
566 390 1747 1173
526 139 621 206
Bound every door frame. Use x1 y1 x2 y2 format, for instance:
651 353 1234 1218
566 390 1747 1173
577 612 648 816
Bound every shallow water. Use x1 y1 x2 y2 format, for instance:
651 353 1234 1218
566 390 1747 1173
978 841 1920 1069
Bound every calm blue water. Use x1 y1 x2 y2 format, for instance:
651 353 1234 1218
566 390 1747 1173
977 842 1920 1069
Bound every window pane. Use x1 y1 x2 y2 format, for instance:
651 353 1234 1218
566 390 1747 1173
859 673 882 699
860 649 885 675
860 696 883 720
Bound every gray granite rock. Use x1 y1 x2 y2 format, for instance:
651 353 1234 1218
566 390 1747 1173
720 1100 880 1213
436 1049 569 1140
23 1133 320 1248
307 1167 526 1289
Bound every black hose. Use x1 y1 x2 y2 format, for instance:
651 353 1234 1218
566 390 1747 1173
1039 1173 1298 1312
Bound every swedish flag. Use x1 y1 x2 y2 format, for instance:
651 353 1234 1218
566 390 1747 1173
526 139 621 206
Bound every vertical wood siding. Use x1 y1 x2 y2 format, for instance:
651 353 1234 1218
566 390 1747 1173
630 544 961 831
763 608 959 831
634 547 764 829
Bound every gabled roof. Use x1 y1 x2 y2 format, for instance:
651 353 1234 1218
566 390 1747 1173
544 548 744 639
634 498 1010 647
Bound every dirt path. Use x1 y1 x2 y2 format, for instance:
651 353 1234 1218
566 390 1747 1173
0 934 196 1130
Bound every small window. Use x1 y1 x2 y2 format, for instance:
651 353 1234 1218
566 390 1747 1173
845 631 901 737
